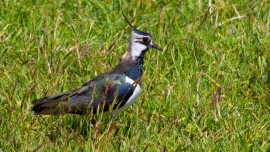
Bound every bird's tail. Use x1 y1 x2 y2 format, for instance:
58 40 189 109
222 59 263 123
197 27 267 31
32 91 74 115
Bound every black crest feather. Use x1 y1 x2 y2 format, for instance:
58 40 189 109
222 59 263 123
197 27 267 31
121 10 151 36
121 10 135 29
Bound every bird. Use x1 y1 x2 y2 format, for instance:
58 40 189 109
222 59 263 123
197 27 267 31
32 14 162 120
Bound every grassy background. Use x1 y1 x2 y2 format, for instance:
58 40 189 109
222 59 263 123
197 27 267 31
0 0 270 151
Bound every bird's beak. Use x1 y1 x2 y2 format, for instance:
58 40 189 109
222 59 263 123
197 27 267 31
150 41 163 51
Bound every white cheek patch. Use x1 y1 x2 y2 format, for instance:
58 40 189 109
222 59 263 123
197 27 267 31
131 43 147 59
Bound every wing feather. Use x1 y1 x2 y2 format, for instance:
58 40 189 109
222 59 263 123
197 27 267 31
32 74 135 115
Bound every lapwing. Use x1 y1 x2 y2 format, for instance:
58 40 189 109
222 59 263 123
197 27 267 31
32 14 162 119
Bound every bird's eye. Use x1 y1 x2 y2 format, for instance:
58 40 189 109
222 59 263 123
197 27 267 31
143 37 150 43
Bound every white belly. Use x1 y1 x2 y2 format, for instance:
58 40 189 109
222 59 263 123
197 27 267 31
112 76 141 118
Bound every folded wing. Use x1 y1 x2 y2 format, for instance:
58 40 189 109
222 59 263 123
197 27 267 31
32 74 136 115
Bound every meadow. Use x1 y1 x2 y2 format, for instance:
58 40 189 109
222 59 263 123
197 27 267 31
0 0 269 151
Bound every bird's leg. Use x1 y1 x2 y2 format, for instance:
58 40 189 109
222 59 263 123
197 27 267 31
109 120 116 133
90 117 96 125
89 107 96 125
108 114 118 133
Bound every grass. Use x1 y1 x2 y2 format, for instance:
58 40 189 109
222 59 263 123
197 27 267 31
0 0 270 151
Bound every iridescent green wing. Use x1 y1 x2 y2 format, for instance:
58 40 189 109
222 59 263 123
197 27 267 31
68 73 135 114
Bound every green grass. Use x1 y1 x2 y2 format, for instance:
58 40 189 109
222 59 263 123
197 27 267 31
0 0 270 151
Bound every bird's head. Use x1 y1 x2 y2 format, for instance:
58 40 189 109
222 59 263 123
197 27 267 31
122 13 162 59
130 28 162 51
